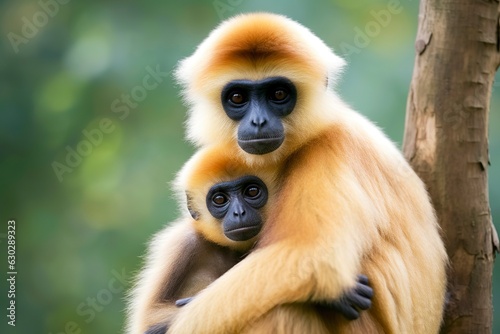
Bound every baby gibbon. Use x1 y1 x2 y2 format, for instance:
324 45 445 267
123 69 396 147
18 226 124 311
127 145 373 334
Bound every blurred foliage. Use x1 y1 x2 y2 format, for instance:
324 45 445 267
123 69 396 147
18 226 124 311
0 0 499 333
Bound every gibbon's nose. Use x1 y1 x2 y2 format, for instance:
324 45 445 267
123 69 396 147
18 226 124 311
232 203 246 218
233 209 246 217
251 116 267 128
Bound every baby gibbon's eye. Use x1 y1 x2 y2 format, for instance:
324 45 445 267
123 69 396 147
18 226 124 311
212 193 229 206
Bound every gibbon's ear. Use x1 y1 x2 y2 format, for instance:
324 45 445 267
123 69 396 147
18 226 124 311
186 192 200 220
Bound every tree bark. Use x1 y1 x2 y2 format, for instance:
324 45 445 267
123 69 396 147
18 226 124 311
403 0 500 333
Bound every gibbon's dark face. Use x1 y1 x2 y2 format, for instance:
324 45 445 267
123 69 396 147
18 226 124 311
206 175 268 241
221 76 297 155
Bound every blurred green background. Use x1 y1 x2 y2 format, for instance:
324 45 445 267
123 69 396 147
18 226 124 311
1 0 499 333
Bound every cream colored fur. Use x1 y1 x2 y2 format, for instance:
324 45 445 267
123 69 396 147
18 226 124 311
129 12 448 334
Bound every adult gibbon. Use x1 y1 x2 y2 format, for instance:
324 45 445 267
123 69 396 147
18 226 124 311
166 12 448 334
127 145 373 334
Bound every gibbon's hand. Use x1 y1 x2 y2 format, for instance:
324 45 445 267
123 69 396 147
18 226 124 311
144 323 168 334
175 297 193 307
142 298 196 333
145 296 198 334
319 274 373 320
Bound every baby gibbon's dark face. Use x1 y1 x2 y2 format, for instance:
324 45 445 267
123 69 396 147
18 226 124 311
206 175 268 241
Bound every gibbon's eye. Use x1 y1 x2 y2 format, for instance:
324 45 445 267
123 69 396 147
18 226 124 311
229 91 247 105
212 193 229 206
270 88 289 102
244 185 260 198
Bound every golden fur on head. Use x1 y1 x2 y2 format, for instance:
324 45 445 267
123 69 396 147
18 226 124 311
174 143 279 251
175 13 346 166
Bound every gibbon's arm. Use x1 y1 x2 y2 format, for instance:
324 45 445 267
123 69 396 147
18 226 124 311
167 138 376 334
174 273 373 319
126 220 199 334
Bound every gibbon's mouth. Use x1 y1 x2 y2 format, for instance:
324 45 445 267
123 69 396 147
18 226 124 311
237 136 284 155
224 225 262 241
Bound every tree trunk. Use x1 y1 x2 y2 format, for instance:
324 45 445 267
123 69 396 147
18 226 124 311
403 0 500 333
